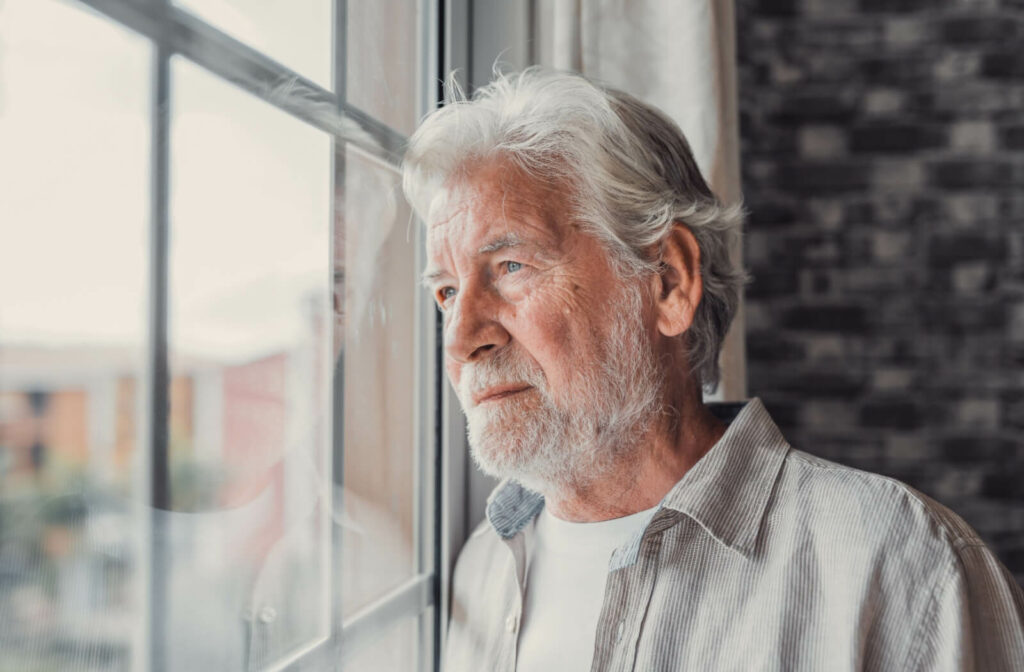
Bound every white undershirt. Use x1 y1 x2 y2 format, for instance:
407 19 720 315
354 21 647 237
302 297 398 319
517 505 657 672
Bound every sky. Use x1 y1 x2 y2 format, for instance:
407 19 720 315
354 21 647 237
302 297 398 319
0 0 333 363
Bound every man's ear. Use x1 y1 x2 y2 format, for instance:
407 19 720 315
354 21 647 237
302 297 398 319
651 222 702 338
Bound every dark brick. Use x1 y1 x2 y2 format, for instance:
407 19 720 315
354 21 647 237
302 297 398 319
911 84 1024 119
747 330 808 361
1011 342 1024 368
883 463 938 491
942 436 1020 464
982 50 1024 80
802 51 863 84
776 162 872 193
1002 125 1024 150
747 198 801 226
860 399 923 430
842 200 876 224
928 233 1009 265
784 232 843 266
906 197 945 225
982 470 1024 500
756 397 800 428
841 233 875 262
860 0 945 11
887 337 925 366
921 300 1007 333
769 93 860 123
747 269 800 298
850 123 946 153
752 0 799 17
995 107 1024 126
928 160 1016 189
1002 545 1024 580
796 20 885 50
801 269 833 294
940 17 1021 44
1005 395 1024 430
745 268 798 297
989 529 1024 548
999 195 1024 220
775 370 868 397
862 55 933 85
932 336 1015 375
782 304 869 332
843 197 944 229
742 126 799 155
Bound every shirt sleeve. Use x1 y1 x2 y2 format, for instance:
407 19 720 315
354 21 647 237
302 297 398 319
910 543 1024 672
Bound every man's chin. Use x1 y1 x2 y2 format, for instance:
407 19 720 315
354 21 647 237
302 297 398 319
467 431 534 479
469 437 590 496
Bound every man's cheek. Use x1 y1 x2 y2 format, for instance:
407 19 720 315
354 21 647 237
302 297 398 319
445 361 463 393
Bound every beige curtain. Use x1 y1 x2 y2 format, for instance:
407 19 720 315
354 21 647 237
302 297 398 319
533 0 746 401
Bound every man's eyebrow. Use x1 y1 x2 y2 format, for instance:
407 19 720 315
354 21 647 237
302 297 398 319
477 235 526 255
420 267 447 287
421 235 534 287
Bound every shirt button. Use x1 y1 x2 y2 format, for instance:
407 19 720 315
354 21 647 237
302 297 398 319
505 614 518 633
616 620 625 641
259 606 278 624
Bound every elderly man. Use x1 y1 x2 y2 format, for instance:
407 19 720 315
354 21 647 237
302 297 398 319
402 68 1024 671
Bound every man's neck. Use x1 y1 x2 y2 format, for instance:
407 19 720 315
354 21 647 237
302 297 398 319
542 383 726 523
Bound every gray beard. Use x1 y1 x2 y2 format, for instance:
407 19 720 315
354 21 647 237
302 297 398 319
457 281 664 496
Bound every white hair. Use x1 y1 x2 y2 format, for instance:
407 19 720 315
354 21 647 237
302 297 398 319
402 67 745 389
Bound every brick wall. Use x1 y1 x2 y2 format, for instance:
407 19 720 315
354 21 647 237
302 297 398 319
735 0 1024 585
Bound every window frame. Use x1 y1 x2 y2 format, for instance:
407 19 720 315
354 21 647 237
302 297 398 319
65 0 449 669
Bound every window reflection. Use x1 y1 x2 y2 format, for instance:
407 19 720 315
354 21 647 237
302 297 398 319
347 0 419 134
0 1 434 669
161 58 332 670
0 1 150 669
337 145 422 669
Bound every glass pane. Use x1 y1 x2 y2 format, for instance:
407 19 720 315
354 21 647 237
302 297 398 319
164 58 332 671
174 0 332 89
0 1 150 670
338 146 421 618
347 0 419 134
343 612 428 672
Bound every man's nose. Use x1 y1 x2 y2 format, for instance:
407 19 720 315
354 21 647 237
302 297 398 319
443 283 510 364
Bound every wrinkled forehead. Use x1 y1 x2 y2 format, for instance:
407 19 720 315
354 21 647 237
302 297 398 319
425 158 572 250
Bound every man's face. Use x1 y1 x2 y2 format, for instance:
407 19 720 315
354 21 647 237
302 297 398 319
424 158 662 492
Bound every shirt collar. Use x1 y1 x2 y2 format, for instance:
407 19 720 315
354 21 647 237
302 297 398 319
486 476 545 539
484 398 790 557
657 397 790 557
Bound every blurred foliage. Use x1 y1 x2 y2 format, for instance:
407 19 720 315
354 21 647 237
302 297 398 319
169 456 227 512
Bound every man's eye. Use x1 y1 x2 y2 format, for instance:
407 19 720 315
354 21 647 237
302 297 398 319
438 287 457 302
505 261 523 273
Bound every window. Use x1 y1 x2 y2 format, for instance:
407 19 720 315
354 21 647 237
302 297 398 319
0 0 444 669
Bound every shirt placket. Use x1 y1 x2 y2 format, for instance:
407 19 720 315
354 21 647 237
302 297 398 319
591 530 664 672
500 529 530 672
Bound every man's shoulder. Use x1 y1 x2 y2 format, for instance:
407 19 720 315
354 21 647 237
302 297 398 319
777 448 984 562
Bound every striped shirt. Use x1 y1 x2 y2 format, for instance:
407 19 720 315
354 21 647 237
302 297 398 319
445 398 1024 671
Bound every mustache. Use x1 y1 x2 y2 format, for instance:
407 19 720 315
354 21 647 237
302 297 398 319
459 348 546 402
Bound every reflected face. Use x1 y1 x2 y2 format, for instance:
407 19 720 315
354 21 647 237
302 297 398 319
424 158 662 491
